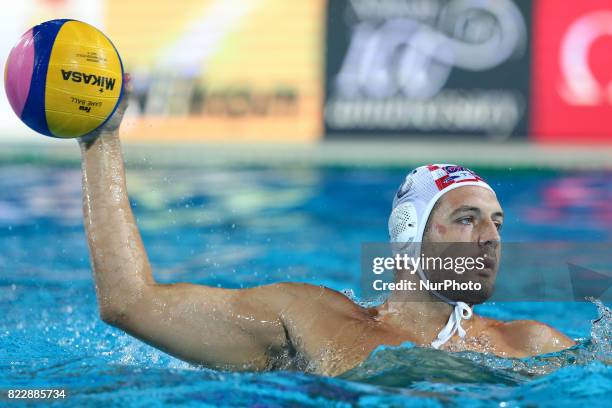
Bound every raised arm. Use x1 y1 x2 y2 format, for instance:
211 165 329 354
78 76 289 370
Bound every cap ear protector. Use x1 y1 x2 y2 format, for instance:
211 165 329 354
388 202 418 245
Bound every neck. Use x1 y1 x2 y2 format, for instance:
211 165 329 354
376 273 472 344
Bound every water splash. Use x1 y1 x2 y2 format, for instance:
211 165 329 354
341 299 611 387
471 298 612 376
589 298 612 358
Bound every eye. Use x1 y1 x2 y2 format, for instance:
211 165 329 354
494 222 503 232
457 217 474 225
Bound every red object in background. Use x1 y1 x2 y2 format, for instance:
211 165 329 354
532 0 612 143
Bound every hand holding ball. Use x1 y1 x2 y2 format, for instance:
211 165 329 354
4 19 124 138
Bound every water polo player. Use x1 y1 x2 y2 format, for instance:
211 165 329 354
77 77 575 376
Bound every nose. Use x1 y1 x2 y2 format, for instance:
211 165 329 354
478 219 500 247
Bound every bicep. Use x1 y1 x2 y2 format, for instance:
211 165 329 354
112 283 289 371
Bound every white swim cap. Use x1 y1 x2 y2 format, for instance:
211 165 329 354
388 164 495 349
389 164 494 246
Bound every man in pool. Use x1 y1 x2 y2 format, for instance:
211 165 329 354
77 77 575 376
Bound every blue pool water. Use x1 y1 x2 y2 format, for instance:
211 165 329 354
0 162 611 407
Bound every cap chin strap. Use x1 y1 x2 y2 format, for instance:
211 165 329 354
416 268 473 349
431 300 473 349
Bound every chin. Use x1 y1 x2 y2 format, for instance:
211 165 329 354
449 283 495 304
437 274 496 305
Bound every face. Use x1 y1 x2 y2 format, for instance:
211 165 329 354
421 186 503 304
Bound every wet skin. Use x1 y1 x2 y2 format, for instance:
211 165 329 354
78 76 575 376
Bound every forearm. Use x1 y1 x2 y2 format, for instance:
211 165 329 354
79 129 154 319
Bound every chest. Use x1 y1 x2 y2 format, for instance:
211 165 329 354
288 317 415 375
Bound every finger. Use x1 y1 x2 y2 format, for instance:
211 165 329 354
123 72 133 97
117 72 132 113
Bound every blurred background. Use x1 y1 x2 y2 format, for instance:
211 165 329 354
0 0 611 161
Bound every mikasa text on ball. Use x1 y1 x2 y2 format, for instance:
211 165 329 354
4 19 124 138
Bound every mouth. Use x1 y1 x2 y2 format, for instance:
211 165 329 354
478 257 497 277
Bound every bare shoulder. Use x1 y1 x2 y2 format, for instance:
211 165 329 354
499 319 576 355
271 282 361 307
240 282 367 318
237 282 342 299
